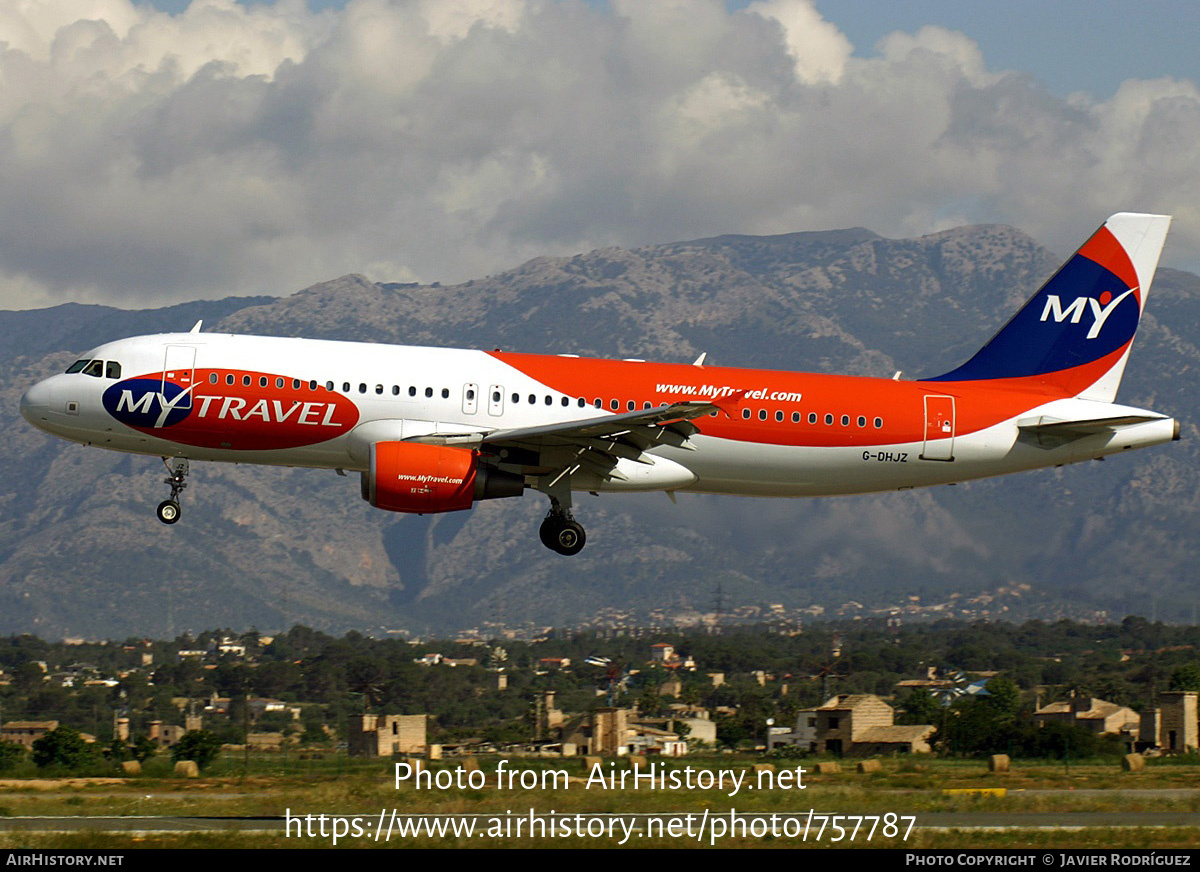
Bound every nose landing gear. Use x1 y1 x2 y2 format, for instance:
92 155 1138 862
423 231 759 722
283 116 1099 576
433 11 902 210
156 457 189 525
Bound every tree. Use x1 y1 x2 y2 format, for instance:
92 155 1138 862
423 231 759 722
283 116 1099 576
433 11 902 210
31 727 98 770
981 678 1020 718
103 737 130 762
1168 663 1200 692
131 736 158 763
896 689 942 727
171 730 223 771
0 741 25 772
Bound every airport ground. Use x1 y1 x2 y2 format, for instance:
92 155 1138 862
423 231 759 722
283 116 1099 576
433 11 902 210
0 754 1197 849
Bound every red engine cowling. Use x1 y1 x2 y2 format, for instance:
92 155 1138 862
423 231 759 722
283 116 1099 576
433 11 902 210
362 441 523 514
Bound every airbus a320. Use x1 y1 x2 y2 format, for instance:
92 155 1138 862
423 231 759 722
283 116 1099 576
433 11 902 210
20 213 1180 555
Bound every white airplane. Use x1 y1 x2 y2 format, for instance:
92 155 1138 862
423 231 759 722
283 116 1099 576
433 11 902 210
20 213 1180 555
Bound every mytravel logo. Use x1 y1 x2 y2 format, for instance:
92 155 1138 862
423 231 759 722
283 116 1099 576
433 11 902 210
1039 287 1138 340
103 377 195 429
102 370 360 450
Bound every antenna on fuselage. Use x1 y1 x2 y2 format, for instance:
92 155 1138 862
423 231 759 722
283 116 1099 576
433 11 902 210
692 352 707 367
190 320 203 333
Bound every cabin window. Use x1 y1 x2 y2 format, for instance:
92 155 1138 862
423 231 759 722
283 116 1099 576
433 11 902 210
561 397 569 407
209 373 218 384
274 377 284 388
809 412 817 424
578 398 586 408
410 387 417 397
875 417 883 428
310 380 318 390
545 395 553 406
467 389 476 401
326 381 335 391
611 400 619 411
359 383 367 394
343 382 351 393
392 386 400 396
776 411 784 422
529 394 537 404
242 375 252 387
494 391 502 403
792 412 800 423
841 415 850 426
512 393 520 404
858 416 866 427
742 409 751 420
293 379 301 390
228 374 236 386
824 414 833 425
425 387 434 398
375 385 383 395
259 377 268 388
441 388 450 399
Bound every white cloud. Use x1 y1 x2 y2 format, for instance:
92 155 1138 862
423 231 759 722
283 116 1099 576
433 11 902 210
0 0 1198 310
746 0 851 85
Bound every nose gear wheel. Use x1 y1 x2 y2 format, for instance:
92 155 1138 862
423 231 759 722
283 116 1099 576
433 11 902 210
157 457 189 525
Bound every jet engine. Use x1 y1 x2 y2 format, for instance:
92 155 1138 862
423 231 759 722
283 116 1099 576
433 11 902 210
361 441 524 513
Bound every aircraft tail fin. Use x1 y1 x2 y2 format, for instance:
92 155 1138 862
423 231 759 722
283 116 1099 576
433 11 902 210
926 212 1171 402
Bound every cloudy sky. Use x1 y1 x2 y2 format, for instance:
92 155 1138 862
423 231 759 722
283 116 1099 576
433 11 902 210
2 0 1199 310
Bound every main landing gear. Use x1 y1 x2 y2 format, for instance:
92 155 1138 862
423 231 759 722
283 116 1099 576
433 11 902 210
156 457 189 525
539 498 586 556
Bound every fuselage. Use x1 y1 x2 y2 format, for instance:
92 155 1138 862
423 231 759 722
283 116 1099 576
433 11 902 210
19 330 1178 498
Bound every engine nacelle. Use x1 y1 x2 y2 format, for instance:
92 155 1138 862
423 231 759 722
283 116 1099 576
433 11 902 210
361 441 524 514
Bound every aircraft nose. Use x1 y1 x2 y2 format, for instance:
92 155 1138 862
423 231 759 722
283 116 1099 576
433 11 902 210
19 379 55 426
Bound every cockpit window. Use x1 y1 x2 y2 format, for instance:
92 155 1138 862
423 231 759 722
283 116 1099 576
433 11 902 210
65 359 91 374
82 360 104 378
105 361 122 379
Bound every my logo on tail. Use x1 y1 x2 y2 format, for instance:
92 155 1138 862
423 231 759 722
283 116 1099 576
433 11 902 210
1040 287 1137 339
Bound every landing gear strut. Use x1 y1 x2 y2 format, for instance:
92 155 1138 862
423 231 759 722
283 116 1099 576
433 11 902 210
156 457 189 525
539 499 586 556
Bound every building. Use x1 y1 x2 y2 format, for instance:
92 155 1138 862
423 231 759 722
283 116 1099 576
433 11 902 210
557 707 688 756
1033 695 1139 736
785 695 934 755
348 714 428 757
1137 691 1198 753
1 720 59 750
148 720 187 748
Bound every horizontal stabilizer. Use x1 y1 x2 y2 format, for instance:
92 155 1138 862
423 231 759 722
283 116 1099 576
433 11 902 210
1017 414 1164 448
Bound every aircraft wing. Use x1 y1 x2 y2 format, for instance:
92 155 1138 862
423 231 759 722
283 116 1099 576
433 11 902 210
480 401 725 481
482 400 720 447
417 400 728 483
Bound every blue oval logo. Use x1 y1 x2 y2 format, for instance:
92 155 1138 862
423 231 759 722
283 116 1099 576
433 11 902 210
103 378 193 429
